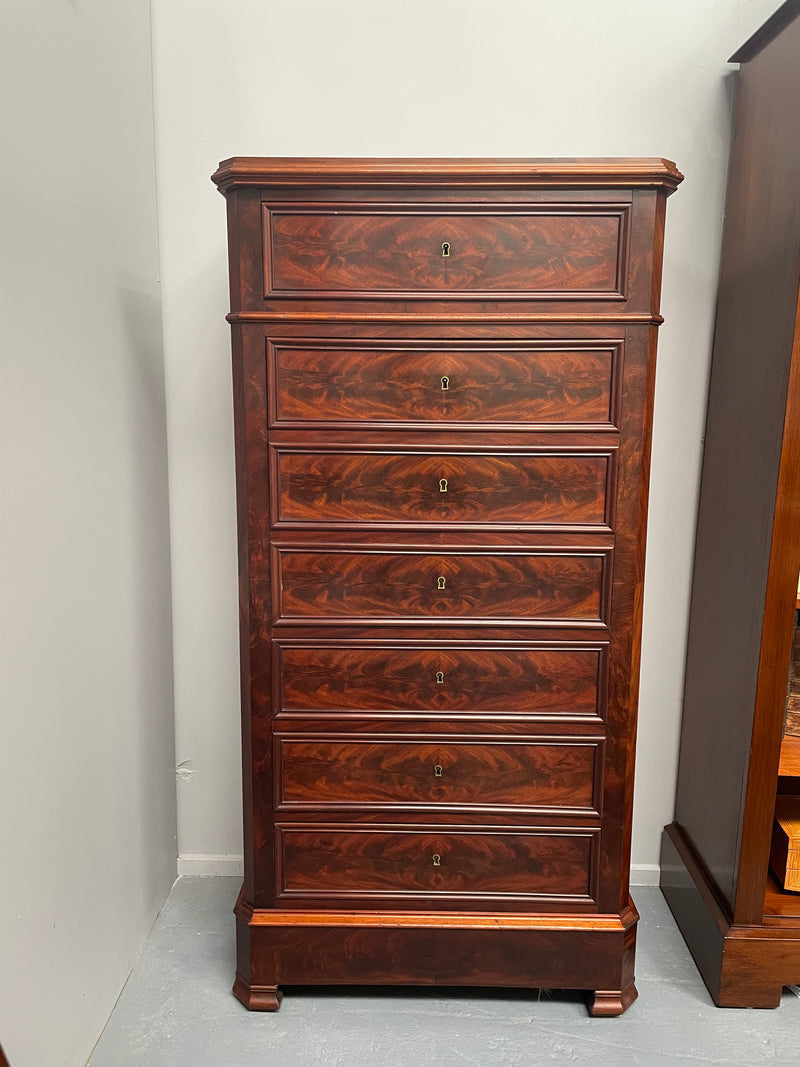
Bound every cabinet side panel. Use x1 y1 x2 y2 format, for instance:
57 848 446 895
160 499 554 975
234 324 273 907
231 322 254 900
674 18 800 912
226 188 265 313
597 189 665 914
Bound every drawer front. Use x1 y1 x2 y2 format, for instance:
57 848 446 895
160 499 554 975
264 206 628 297
270 340 619 428
276 826 597 900
275 550 608 624
275 450 611 528
279 645 603 718
276 738 601 813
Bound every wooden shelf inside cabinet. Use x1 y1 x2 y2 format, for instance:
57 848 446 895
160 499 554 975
763 869 800 921
779 735 800 778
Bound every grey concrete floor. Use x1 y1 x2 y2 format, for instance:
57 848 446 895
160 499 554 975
88 878 800 1066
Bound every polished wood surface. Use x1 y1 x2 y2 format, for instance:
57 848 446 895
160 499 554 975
277 826 596 900
266 206 626 297
270 340 619 428
235 888 640 1008
763 868 800 918
275 450 611 528
232 976 282 1012
662 2 800 1008
276 737 600 811
276 549 606 622
590 981 638 1017
278 644 603 718
779 735 800 776
214 157 679 1013
768 799 800 892
212 156 683 191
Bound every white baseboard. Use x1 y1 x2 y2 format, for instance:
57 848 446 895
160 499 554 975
177 854 244 877
176 855 661 885
629 864 661 887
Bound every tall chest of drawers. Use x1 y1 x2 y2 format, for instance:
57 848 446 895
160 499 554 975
211 157 682 1016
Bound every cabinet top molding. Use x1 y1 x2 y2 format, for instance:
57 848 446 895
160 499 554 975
211 157 684 194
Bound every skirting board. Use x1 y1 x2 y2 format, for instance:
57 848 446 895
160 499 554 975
177 855 245 877
630 864 661 887
177 856 661 886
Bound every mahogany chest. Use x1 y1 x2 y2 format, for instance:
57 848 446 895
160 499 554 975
211 157 681 1015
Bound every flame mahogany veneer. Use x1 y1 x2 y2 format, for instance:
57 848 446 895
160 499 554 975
212 156 681 1016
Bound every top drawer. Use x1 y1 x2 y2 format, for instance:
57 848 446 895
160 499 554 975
263 204 630 299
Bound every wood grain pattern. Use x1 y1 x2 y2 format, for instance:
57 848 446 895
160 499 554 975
232 976 282 1011
590 981 638 1016
271 341 618 428
275 550 606 623
279 645 602 717
276 738 601 812
275 449 611 527
265 207 627 297
217 156 679 1012
277 826 596 899
779 735 800 776
242 898 637 929
235 899 639 1006
213 156 683 192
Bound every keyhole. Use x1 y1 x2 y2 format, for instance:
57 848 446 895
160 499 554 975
437 576 446 590
441 376 449 391
435 671 444 685
439 478 448 493
432 853 441 867
434 764 443 778
441 242 450 257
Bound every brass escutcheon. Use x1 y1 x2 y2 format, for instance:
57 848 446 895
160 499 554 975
437 576 446 590
439 478 448 493
432 853 441 866
435 671 444 684
441 242 451 257
441 375 449 391
434 764 443 778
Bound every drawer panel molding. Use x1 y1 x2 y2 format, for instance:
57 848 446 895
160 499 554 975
275 737 603 814
276 825 599 902
273 548 610 625
277 644 605 719
268 339 622 429
263 204 630 299
273 448 614 529
213 155 682 1011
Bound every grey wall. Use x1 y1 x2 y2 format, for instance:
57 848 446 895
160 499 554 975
152 0 783 880
0 2 177 1065
0 3 786 1061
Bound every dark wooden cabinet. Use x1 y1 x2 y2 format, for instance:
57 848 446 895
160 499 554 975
660 0 800 1009
212 157 681 1015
